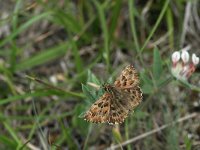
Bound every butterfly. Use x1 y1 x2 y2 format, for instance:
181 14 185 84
84 65 143 124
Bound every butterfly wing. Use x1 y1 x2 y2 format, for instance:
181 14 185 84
113 65 143 113
124 86 143 110
114 65 139 88
108 92 129 124
84 91 130 124
84 93 111 123
108 65 142 124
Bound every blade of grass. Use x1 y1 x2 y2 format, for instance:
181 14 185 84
9 43 18 73
93 1 110 71
0 11 52 48
83 124 93 150
0 111 72 122
0 135 17 149
11 0 22 31
71 40 84 77
109 0 122 40
125 120 132 150
59 120 77 149
0 89 84 106
9 0 23 73
27 99 63 140
140 0 170 52
0 66 17 95
166 7 174 50
129 0 146 67
15 43 68 71
31 97 49 150
129 0 140 52
0 91 57 106
3 121 22 149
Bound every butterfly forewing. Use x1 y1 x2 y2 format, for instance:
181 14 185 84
114 65 142 110
114 65 139 88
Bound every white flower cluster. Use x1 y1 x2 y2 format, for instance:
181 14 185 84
171 50 199 81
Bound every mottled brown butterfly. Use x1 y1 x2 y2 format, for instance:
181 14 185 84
84 65 142 124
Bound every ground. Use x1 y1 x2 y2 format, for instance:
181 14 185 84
0 0 200 150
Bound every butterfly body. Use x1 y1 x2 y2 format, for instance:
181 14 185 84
84 65 142 124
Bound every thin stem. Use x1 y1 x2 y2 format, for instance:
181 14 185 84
25 75 85 98
140 0 170 52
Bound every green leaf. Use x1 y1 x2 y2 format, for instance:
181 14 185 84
153 48 163 79
140 72 153 94
72 104 89 136
87 70 101 85
82 70 104 104
81 84 95 103
141 84 153 94
140 71 153 85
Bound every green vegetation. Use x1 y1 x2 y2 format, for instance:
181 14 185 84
0 0 200 149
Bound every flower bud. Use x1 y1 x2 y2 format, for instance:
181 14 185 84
172 51 180 63
181 50 189 64
192 53 199 65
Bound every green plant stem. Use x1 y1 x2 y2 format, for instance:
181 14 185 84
140 0 170 52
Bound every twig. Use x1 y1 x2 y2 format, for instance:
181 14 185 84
25 75 84 98
25 75 67 92
107 112 198 150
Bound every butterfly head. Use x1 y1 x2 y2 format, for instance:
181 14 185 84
102 83 115 93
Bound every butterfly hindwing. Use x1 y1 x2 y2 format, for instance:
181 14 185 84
108 97 129 124
123 86 143 110
84 93 111 123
